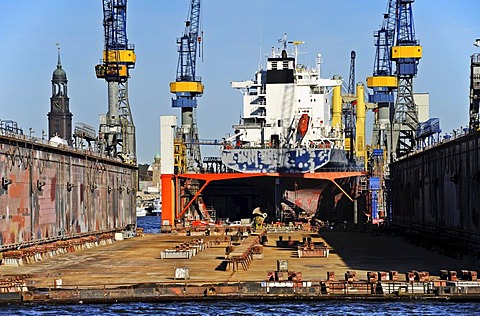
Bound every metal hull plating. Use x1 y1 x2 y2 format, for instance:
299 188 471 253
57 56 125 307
390 131 480 242
221 148 332 173
0 134 137 249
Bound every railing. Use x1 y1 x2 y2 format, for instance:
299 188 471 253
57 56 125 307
0 129 128 165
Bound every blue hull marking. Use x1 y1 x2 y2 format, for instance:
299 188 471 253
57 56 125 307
221 148 331 173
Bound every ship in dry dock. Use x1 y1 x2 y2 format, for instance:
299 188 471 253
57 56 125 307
161 34 368 231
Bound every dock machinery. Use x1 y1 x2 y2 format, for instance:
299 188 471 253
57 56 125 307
95 0 137 164
366 0 397 222
391 0 422 159
162 0 211 230
366 0 422 221
470 46 480 132
367 0 397 161
170 0 204 173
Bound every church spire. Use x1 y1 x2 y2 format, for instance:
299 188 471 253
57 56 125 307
52 43 67 83
57 43 62 69
48 43 72 145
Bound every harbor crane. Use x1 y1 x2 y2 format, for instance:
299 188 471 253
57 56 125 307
470 39 480 131
366 0 421 222
391 0 422 159
95 0 136 164
344 51 357 160
366 0 398 222
367 0 397 159
170 0 204 173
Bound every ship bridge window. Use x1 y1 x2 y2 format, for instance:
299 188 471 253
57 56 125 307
271 62 277 70
283 61 289 69
311 86 326 94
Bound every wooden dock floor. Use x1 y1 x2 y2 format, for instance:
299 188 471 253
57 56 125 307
0 229 476 288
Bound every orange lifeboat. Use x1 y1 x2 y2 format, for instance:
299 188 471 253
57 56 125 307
297 114 310 137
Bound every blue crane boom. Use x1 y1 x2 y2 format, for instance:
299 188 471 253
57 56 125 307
170 0 204 109
373 0 397 78
104 0 127 50
367 0 397 104
177 0 201 82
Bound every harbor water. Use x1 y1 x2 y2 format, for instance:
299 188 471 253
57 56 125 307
3 301 480 315
137 215 162 234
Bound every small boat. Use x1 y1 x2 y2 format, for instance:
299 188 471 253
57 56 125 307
136 206 147 217
151 198 162 216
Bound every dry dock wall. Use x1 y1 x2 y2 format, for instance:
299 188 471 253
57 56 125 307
8 281 480 304
390 131 480 244
0 135 137 249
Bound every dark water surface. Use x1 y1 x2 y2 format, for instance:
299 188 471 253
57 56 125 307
3 301 480 315
137 215 161 234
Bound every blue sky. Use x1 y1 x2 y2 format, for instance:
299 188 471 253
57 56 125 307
0 0 478 164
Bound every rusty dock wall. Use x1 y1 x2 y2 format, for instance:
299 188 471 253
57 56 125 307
4 280 480 304
0 133 137 250
390 131 480 254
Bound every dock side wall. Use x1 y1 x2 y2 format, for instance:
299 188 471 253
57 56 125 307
390 131 480 240
0 136 137 248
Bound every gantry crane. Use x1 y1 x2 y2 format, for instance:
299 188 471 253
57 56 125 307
95 0 136 164
343 51 357 160
470 40 480 131
170 0 203 173
366 0 421 222
367 0 397 159
391 0 422 159
366 0 397 222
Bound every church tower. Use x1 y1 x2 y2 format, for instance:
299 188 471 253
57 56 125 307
48 45 73 145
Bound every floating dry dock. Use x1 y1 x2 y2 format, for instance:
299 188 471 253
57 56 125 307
1 228 479 303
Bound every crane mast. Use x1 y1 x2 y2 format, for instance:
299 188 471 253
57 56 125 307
391 0 422 159
367 0 397 159
344 51 356 160
170 0 203 173
347 51 356 95
95 0 136 164
470 52 480 131
366 0 398 222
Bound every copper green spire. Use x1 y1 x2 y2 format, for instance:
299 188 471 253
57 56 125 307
53 43 67 82
57 43 62 69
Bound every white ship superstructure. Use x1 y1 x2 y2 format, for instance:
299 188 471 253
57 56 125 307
221 35 347 173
